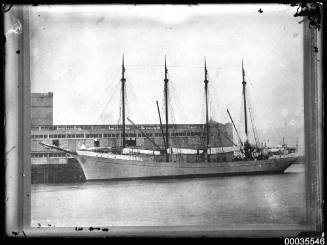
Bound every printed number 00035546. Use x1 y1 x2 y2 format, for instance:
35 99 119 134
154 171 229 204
284 238 324 245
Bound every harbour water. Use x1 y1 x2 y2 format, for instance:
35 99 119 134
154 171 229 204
31 163 305 227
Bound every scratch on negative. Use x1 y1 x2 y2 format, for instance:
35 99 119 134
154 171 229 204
6 145 16 155
12 230 26 237
5 20 22 36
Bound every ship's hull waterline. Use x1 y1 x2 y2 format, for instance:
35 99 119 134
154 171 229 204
73 153 297 181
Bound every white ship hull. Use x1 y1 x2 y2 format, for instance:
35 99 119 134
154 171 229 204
73 151 297 181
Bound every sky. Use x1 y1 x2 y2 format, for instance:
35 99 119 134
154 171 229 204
30 4 304 146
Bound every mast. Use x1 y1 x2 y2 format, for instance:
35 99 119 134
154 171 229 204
164 56 169 161
227 109 243 146
242 59 248 141
156 101 166 149
204 58 209 160
121 55 126 148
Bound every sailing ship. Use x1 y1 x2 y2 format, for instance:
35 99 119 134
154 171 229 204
40 56 298 181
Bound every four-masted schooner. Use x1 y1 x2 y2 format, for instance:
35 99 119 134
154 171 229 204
40 56 298 181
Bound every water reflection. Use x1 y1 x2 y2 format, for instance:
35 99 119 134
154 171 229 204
31 164 305 227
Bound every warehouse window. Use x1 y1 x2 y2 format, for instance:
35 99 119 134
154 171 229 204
126 138 136 147
94 139 100 147
52 140 59 146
